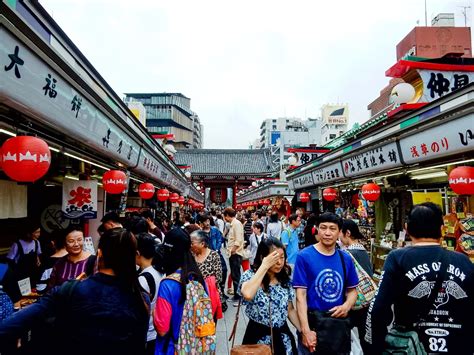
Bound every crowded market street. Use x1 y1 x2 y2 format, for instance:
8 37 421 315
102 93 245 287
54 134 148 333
1 1 474 355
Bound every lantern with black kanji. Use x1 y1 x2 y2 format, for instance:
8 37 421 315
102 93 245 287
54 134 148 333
1 136 51 182
361 183 381 201
323 188 338 202
210 188 228 204
169 192 179 203
157 189 170 202
177 196 185 205
449 166 474 195
138 183 155 199
102 170 127 194
300 192 310 203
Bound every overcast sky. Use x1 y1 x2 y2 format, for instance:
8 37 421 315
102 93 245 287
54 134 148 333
40 0 472 149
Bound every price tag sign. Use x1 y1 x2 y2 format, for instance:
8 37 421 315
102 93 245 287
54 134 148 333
18 277 31 296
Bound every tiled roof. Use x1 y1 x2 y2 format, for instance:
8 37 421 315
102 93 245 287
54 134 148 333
175 149 276 175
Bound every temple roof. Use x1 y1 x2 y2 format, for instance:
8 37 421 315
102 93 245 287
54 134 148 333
175 149 276 176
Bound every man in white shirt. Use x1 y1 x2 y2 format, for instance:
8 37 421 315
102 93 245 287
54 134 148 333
224 207 244 304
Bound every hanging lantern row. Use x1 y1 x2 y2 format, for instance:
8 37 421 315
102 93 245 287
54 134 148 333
449 166 474 195
103 170 127 194
138 183 155 199
1 136 51 182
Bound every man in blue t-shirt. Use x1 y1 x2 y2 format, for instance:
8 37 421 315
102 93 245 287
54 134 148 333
281 213 301 269
293 212 358 354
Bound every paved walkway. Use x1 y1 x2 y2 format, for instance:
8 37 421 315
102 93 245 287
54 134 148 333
216 296 248 354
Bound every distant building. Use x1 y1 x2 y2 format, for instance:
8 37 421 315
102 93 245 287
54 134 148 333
256 117 326 171
368 14 472 118
124 93 202 149
320 104 349 144
126 100 147 127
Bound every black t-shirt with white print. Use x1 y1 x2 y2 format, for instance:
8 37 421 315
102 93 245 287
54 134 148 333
365 245 474 354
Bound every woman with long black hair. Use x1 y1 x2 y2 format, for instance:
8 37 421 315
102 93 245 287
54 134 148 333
153 227 207 354
239 237 300 354
0 228 150 355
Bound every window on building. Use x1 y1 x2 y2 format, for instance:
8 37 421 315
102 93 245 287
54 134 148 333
329 134 336 139
272 125 277 129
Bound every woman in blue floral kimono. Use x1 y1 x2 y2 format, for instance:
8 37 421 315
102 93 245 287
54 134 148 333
238 237 300 354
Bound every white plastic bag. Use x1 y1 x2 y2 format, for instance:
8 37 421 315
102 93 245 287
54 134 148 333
350 328 363 355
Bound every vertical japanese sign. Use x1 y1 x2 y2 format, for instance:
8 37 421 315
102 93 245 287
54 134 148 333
418 70 474 102
399 115 474 164
62 180 98 219
342 142 402 177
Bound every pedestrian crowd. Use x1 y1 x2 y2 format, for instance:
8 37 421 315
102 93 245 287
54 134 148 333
0 202 473 354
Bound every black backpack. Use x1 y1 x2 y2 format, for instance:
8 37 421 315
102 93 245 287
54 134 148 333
139 271 156 300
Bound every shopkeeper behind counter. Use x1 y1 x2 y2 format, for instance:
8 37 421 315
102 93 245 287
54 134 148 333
3 223 42 302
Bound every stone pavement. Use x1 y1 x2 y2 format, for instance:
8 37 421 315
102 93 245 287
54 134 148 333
216 296 248 355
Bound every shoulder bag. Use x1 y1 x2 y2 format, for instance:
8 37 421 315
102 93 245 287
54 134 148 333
347 252 377 310
383 249 448 355
229 294 273 355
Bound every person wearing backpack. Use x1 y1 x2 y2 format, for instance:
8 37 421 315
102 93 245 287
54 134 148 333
154 227 216 354
5 224 42 302
136 233 163 355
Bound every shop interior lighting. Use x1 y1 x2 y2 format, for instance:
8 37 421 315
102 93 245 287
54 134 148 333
410 171 447 180
64 174 80 181
64 152 110 171
49 146 60 153
0 128 16 137
129 176 144 183
407 159 474 174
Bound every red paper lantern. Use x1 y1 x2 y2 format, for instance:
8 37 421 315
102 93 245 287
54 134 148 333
262 199 271 206
300 192 310 203
449 166 474 195
169 192 179 203
102 170 127 194
361 183 381 201
157 189 170 202
1 136 51 182
323 188 338 202
138 183 155 199
177 196 185 205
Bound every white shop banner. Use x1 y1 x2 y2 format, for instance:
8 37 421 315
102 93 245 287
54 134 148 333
62 180 98 219
342 142 402 177
419 70 474 102
291 172 314 190
399 114 474 164
311 161 344 184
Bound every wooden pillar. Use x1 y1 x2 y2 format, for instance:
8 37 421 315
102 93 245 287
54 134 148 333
233 180 237 209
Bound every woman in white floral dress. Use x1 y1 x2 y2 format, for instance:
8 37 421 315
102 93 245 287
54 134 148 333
238 237 300 354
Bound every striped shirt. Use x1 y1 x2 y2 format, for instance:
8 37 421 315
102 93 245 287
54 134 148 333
49 255 91 288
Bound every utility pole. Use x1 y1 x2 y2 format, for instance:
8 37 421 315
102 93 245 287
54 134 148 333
459 5 471 27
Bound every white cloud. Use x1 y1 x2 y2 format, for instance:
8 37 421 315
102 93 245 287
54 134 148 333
41 0 472 148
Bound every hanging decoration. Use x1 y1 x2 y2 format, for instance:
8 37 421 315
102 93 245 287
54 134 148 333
323 188 338 202
361 183 381 201
177 196 185 205
138 183 155 199
300 192 310 203
1 136 51 182
263 199 271 206
449 166 474 195
102 170 127 194
157 189 170 202
210 188 228 204
169 192 179 203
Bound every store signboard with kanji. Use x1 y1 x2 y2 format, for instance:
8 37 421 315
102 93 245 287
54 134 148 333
311 162 343 184
418 70 474 102
292 172 314 190
62 180 98 219
0 29 140 167
399 115 473 164
342 142 402 177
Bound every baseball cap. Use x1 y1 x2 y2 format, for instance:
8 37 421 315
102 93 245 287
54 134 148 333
342 219 365 240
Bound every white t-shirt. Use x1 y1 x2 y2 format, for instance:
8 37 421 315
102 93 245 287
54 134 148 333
138 266 163 342
215 218 225 233
7 239 42 263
